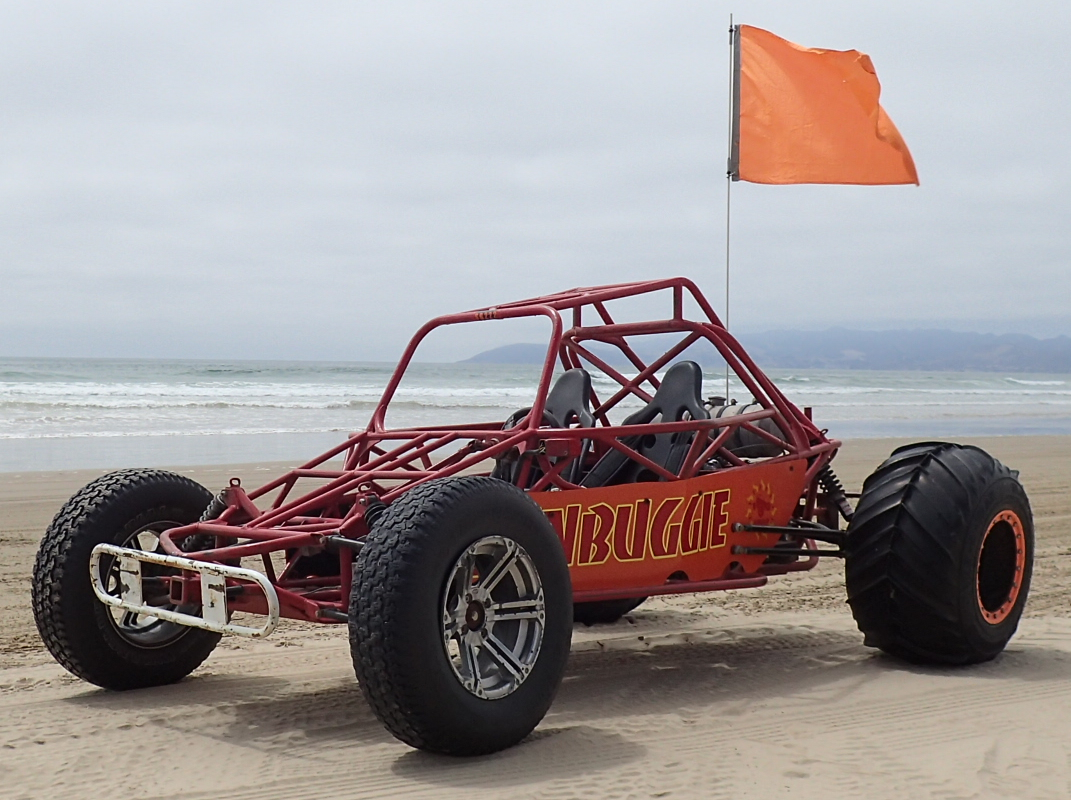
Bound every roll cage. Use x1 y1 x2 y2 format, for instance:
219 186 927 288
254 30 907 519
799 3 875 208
148 277 840 625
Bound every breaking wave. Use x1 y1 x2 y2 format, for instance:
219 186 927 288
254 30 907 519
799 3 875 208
3 357 1070 454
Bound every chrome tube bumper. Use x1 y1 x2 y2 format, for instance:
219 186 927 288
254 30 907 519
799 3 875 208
89 543 280 639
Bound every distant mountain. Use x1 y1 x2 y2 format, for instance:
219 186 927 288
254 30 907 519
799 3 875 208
462 329 1071 372
462 343 550 364
743 329 1071 372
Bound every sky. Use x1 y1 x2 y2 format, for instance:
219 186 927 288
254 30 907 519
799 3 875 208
1 1 1069 362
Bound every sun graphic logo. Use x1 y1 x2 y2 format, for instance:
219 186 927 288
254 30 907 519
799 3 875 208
746 480 777 525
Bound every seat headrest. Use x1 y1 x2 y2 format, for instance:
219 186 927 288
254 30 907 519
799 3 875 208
545 369 594 428
623 361 709 425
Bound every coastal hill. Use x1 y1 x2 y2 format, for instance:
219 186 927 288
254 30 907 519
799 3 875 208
463 329 1071 373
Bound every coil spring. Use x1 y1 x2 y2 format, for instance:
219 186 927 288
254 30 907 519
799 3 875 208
817 465 854 522
184 488 238 553
199 489 229 523
364 499 388 530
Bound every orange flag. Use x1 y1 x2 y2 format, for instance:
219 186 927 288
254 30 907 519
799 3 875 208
730 25 918 186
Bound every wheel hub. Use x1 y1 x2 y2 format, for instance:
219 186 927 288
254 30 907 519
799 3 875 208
465 600 486 631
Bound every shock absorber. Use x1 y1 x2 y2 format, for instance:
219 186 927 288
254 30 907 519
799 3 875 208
363 498 388 530
817 465 854 523
199 489 229 523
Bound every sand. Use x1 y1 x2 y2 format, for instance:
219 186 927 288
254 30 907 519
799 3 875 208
1 436 1070 799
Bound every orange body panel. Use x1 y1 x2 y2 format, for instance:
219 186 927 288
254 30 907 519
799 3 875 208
533 459 808 593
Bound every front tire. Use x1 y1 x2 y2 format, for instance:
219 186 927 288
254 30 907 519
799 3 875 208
349 477 572 755
845 442 1033 665
31 469 222 689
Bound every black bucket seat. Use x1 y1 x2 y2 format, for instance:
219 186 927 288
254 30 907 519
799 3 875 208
580 361 709 487
493 368 594 485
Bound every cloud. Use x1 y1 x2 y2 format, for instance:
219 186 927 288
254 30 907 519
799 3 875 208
1 1 1069 360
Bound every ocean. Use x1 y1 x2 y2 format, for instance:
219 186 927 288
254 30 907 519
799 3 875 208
2 357 1070 473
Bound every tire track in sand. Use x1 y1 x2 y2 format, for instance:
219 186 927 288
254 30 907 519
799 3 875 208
5 616 1071 800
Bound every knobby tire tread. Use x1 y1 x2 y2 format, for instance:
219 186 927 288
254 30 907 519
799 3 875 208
845 443 1028 664
32 469 219 688
350 476 572 755
349 478 453 750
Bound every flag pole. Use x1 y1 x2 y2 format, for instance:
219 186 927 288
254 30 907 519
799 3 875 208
724 14 735 400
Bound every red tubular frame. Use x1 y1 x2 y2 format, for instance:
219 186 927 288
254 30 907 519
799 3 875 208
155 278 840 624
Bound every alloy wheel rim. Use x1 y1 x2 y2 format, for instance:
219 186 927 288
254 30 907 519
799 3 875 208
101 521 194 648
440 535 546 700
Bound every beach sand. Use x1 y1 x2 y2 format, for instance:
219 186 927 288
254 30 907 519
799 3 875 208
2 436 1070 798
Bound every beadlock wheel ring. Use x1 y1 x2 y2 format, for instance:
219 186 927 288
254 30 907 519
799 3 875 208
976 509 1027 625
440 535 546 700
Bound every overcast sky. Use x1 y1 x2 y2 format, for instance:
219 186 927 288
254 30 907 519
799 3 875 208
1 1 1069 361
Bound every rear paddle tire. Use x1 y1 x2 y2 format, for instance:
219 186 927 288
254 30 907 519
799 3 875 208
349 476 572 756
31 469 222 689
845 442 1033 665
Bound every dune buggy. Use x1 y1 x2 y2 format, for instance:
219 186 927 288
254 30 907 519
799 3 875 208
32 277 1033 755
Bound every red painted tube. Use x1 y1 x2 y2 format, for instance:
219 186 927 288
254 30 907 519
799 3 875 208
573 574 768 603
